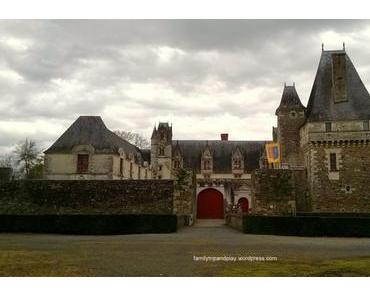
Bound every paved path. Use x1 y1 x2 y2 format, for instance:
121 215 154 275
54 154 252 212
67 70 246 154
1 225 370 276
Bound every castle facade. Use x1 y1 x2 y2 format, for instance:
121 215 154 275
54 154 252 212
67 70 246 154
44 46 370 218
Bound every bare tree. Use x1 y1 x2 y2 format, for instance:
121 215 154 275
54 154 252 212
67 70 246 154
114 130 150 149
0 153 14 168
14 139 41 178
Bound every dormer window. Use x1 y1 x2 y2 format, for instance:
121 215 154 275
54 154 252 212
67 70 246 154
203 159 212 170
233 159 242 170
173 146 183 170
201 148 213 173
232 148 244 173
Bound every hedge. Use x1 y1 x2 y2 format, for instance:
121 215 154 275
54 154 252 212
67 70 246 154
297 212 370 218
243 215 370 237
0 214 178 235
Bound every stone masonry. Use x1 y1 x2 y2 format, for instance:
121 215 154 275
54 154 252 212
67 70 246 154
0 180 174 215
307 143 370 212
252 169 308 215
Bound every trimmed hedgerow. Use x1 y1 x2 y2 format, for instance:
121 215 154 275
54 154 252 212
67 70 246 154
0 214 177 235
243 215 370 237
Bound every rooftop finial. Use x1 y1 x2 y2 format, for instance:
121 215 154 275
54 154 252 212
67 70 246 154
322 43 324 51
293 82 295 87
284 82 286 87
343 42 345 51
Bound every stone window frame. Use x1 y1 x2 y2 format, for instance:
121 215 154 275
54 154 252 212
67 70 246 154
329 153 337 171
325 148 342 180
72 144 94 174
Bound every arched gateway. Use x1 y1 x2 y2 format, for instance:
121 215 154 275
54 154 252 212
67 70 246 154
197 188 224 219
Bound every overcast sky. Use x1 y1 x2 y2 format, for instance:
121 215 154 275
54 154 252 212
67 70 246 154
1 19 370 154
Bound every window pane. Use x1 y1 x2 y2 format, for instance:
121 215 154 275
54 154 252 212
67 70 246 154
329 153 337 171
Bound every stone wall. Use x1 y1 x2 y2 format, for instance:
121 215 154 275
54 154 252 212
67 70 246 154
252 168 308 215
173 169 196 224
277 107 305 168
307 144 370 213
44 152 152 180
0 180 174 215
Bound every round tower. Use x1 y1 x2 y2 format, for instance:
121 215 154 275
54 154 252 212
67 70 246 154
275 83 306 168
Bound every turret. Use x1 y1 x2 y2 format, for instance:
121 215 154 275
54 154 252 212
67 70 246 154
150 122 173 179
275 83 306 168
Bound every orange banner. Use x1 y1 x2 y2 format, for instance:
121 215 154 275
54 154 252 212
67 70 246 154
265 142 280 164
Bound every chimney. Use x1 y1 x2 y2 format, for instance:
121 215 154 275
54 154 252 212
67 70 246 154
220 133 228 141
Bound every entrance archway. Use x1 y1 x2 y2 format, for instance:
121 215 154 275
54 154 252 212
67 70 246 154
197 188 224 219
238 197 249 213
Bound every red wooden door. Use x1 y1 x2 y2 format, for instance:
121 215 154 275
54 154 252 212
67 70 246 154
197 189 224 219
238 197 249 213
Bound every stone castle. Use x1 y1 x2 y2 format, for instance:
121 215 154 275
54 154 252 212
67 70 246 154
43 46 370 219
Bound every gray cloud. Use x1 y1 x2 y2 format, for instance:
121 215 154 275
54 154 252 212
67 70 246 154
1 20 370 154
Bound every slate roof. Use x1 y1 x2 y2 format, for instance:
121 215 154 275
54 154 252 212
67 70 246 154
172 140 265 173
275 84 305 114
306 50 370 122
44 116 141 156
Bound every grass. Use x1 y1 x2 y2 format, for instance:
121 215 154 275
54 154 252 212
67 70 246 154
194 257 370 276
1 247 370 276
0 250 93 276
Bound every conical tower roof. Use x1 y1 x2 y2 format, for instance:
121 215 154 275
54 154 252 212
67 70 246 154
306 49 370 121
275 84 305 115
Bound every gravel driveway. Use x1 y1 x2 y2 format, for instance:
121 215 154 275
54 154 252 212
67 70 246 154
1 225 370 276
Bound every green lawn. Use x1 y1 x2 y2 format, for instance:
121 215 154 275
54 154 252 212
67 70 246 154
1 248 370 276
194 257 370 277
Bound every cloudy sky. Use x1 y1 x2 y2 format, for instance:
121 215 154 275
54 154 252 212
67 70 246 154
1 19 370 154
